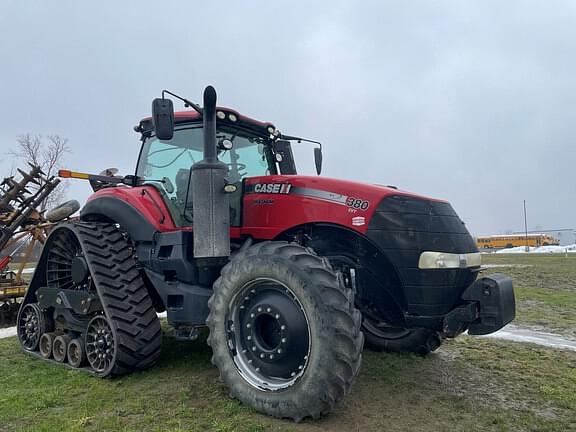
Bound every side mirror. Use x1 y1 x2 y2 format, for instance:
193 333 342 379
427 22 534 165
152 98 174 140
314 147 323 175
274 140 297 175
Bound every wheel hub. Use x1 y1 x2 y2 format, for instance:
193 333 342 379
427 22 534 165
228 279 310 391
71 256 89 284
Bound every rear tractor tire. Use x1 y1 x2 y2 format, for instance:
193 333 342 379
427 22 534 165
362 318 441 356
207 241 363 421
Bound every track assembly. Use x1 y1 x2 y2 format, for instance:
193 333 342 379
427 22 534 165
18 222 161 377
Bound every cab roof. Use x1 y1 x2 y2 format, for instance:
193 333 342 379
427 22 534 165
137 107 276 138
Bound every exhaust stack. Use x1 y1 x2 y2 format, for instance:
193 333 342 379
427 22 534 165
191 86 230 260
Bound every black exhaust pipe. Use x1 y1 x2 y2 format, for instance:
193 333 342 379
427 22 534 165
191 86 230 260
203 86 217 160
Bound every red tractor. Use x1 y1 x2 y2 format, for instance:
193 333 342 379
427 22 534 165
18 86 515 420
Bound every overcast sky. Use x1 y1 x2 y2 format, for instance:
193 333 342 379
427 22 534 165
1 1 575 238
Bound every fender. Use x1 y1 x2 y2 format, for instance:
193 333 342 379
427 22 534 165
80 195 158 242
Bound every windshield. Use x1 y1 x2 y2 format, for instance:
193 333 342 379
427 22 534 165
136 124 275 225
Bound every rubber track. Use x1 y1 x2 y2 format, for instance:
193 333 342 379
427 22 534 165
73 222 161 376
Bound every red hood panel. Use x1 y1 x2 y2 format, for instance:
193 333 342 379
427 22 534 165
242 175 444 239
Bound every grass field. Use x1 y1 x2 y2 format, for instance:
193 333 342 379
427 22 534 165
1 254 575 432
481 254 576 338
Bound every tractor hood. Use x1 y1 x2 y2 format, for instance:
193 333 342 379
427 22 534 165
245 175 440 207
242 174 449 236
243 174 478 317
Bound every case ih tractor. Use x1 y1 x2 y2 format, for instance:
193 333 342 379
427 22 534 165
18 86 515 420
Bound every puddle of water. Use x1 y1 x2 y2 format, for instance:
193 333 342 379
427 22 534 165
480 325 576 352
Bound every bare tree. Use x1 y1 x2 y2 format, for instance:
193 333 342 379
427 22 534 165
9 134 72 210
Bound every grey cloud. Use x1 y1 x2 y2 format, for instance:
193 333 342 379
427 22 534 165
1 0 574 236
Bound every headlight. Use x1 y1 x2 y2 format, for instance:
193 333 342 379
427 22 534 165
418 252 481 269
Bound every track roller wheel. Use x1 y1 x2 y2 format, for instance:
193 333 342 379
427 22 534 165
53 335 71 363
39 333 56 359
208 241 363 421
18 303 50 352
67 338 86 368
85 315 116 376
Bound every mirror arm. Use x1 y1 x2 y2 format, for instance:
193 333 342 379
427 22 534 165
162 89 203 115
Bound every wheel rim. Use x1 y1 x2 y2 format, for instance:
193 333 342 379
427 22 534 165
362 317 411 340
68 340 82 366
85 316 115 373
39 333 53 357
18 304 43 350
227 278 311 391
46 228 91 291
53 337 67 361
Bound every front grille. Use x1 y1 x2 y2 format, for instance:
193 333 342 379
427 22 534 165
366 195 478 316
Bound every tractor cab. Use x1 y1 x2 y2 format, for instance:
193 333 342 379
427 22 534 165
135 111 280 227
135 105 313 228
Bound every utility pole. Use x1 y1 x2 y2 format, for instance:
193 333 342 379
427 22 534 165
523 200 529 252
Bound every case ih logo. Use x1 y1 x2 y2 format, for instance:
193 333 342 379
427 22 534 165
254 183 292 194
352 216 366 226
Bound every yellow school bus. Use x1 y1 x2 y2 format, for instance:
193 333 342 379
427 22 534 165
476 234 560 249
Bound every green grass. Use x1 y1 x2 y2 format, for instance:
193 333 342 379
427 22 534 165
1 333 575 432
481 254 576 337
